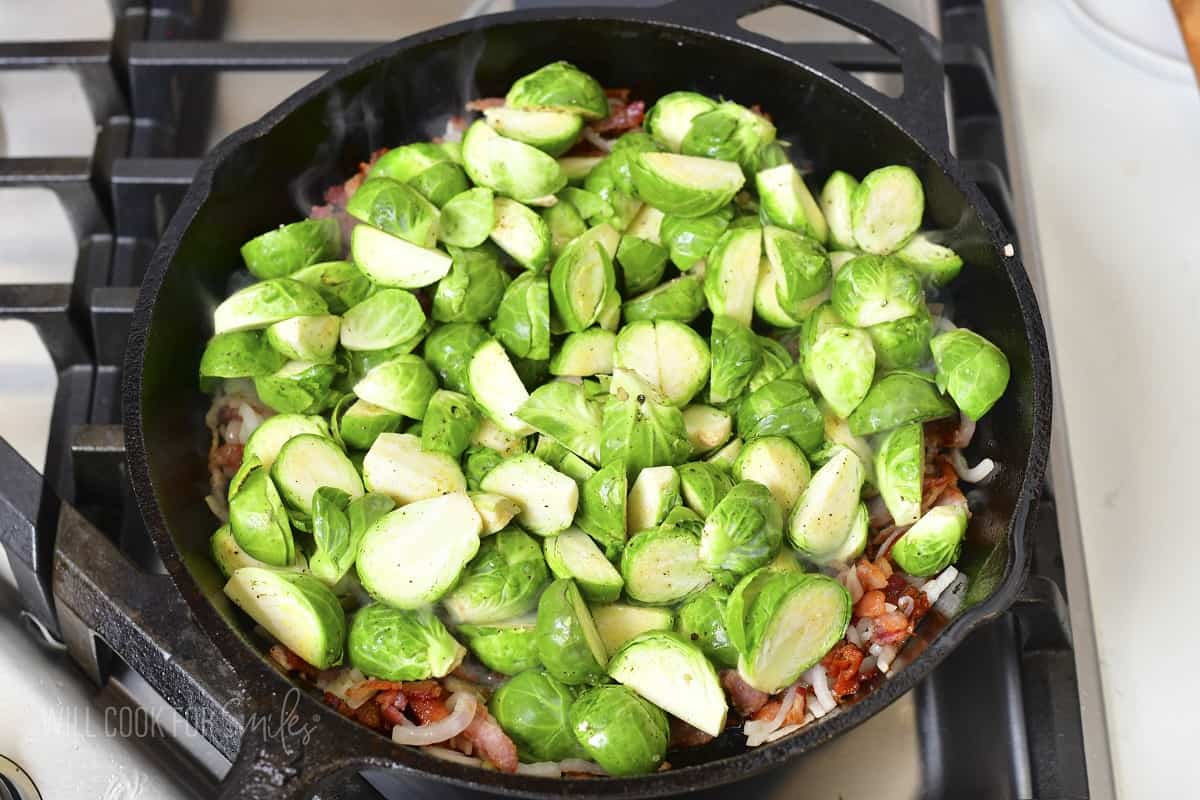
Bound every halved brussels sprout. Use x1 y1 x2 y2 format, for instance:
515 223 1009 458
536 578 609 685
736 369 825 454
506 61 608 119
542 199 588 256
343 322 430 384
242 414 329 469
571 685 670 776
421 390 482 459
559 155 604 184
868 307 933 370
820 170 860 251
469 492 521 534
726 569 851 693
931 328 1011 421
224 567 345 669
431 243 509 323
706 437 743 471
199 330 286 381
468 338 535 436
620 526 710 605
749 336 794 393
596 289 621 331
516 381 602 464
350 225 452 289
682 405 733 454
425 322 491 394
631 152 746 218
544 528 624 603
437 187 496 249
550 225 619 333
484 106 583 157
559 187 613 222
875 423 923 526
490 670 580 762
584 158 644 232
787 446 866 564
210 524 306 579
850 165 924 255
607 631 727 737
241 217 340 280
254 361 339 415
660 504 705 537
621 275 705 324
574 460 628 558
681 101 775 172
847 370 956 436
347 177 440 248
339 288 426 352
895 232 963 286
489 196 553 272
309 490 394 586
603 132 659 197
799 301 845 388
818 400 876 482
550 328 615 377
480 453 579 536
644 91 718 153
700 480 783 584
457 618 540 675
809 325 876 418
626 465 680 533
732 436 811 515
270 433 363 516
830 254 923 327
677 461 734 519
703 226 761 326
675 584 738 669
463 445 505 491
348 603 464 680
213 278 328 334
286 260 372 315
264 314 340 363
492 272 551 360
625 203 665 244
228 466 294 566
756 163 828 243
442 527 550 624
616 236 669 298
532 436 596 485
591 604 674 657
891 504 968 577
463 120 568 203
612 320 710 408
472 417 527 457
352 354 436 419
763 226 832 316
753 255 800 328
362 432 466 505
408 160 472 208
660 206 732 270
709 316 762 405
356 492 481 608
369 142 455 183
600 384 693 478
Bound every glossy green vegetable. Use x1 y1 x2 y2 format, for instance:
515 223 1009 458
544 528 624 603
199 330 286 381
456 619 541 675
442 527 550 624
620 526 710 605
591 604 674 657
736 369 825 454
542 199 588 256
681 101 776 172
787 447 867 565
224 567 345 669
438 187 496 248
213 278 328 334
549 328 615 377
808 325 876 418
570 685 669 776
361 433 466 505
891 504 968 577
480 453 579 535
550 224 619 333
489 196 554 271
625 465 680 533
709 316 762 404
347 603 464 680
241 218 340 280
621 275 706 323
644 91 718 152
424 322 491 394
732 436 810 515
350 224 452 289
253 361 339 415
484 107 583 157
607 631 727 737
462 121 567 203
505 61 609 119
820 170 859 251
492 272 552 360
431 243 509 323
850 165 924 255
875 423 924 526
630 152 745 218
289 260 373 314
681 404 733 455
895 233 964 286
339 288 426 352
265 314 340 363
515 381 602 465
574 461 628 558
660 206 732 270
931 328 1011 420
675 584 738 669
831 254 923 327
535 579 609 685
677 461 734 519
600 385 693 479
421 389 482 459
352 354 437 419
308 490 394 586
228 466 294 566
847 370 957 436
612 320 710 407
270 433 364 516
703 226 761 326
491 670 580 761
699 480 783 585
868 307 933 370
346 177 440 248
756 163 828 243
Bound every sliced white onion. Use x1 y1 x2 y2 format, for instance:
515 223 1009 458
877 645 899 675
804 666 836 716
922 565 960 604
559 759 609 776
875 525 910 560
950 450 996 483
897 595 915 617
423 746 483 767
859 655 878 675
582 127 615 152
392 692 477 746
839 564 864 604
238 402 263 441
316 667 371 709
744 685 797 746
883 602 897 613
223 418 243 443
205 494 229 523
855 618 874 645
845 623 862 648
765 723 804 742
517 762 562 778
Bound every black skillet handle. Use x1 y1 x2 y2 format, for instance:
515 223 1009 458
655 0 950 151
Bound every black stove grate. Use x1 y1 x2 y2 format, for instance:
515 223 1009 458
0 2 1087 798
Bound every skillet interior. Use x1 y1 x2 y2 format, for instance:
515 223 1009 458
126 10 1050 796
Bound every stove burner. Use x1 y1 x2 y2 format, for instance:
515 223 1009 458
0 756 41 800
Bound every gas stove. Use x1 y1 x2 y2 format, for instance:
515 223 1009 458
0 2 1098 798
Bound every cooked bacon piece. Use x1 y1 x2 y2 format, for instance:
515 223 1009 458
605 88 631 102
721 669 769 717
925 414 976 451
856 558 889 591
748 687 805 724
822 643 865 699
402 680 446 698
408 693 450 725
210 442 243 477
670 716 715 748
268 645 319 681
871 611 910 646
462 706 519 773
356 700 384 730
921 455 959 512
854 589 886 619
465 97 505 111
882 573 909 606
591 99 645 134
750 698 781 723
783 691 806 725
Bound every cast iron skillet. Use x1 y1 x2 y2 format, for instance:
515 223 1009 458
123 1 1052 797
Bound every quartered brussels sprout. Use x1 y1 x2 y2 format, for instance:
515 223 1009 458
213 278 328 334
442 527 550 624
424 322 491 394
490 670 580 762
703 226 761 326
850 165 924 255
463 445 506 491
347 177 440 248
491 272 552 361
352 354 437 419
490 196 554 272
931 328 1011 421
532 437 596 485
421 389 482 459
254 361 340 415
681 101 776 172
616 234 670 298
682 404 732 454
600 384 693 479
749 336 794 393
470 492 521 535
542 199 588 256
515 381 602 465
677 461 734 519
224 567 345 669
736 368 825 455
408 160 472 208
571 685 670 776
625 465 680 533
817 400 876 481
343 322 431 383
506 61 609 119
891 504 969 577
241 217 341 280
549 328 615 377
432 243 510 323
630 152 745 218
732 436 811 515
544 528 624 603
559 155 604 184
820 170 860 251
463 120 568 203
584 158 644 231
573 460 628 558
831 254 923 327
608 132 663 196
456 618 541 675
348 603 464 681
369 142 457 183
660 505 705 538
847 370 956 436
809 325 876 418
875 423 924 526
484 106 584 157
620 526 710 605
550 224 619 333
753 255 801 328
621 275 706 324
472 416 527 457
228 466 294 566
644 90 718 152
607 631 727 737
536 578 609 685
270 433 363 516
339 288 426 352
868 307 933 370
242 414 329 469
199 330 286 382
762 226 832 316
437 187 496 249
362 433 466 505
787 446 867 565
356 492 481 608
210 524 306 579
308 490 394 586
895 233 964 286
265 314 340 363
351 224 453 289
725 569 851 693
591 604 674 657
709 316 763 404
481 453 579 535
675 584 738 669
799 301 845 387
700 480 784 584
756 163 829 243
612 320 710 407
288 260 373 315
560 187 613 222
660 206 732 270
468 338 535 436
